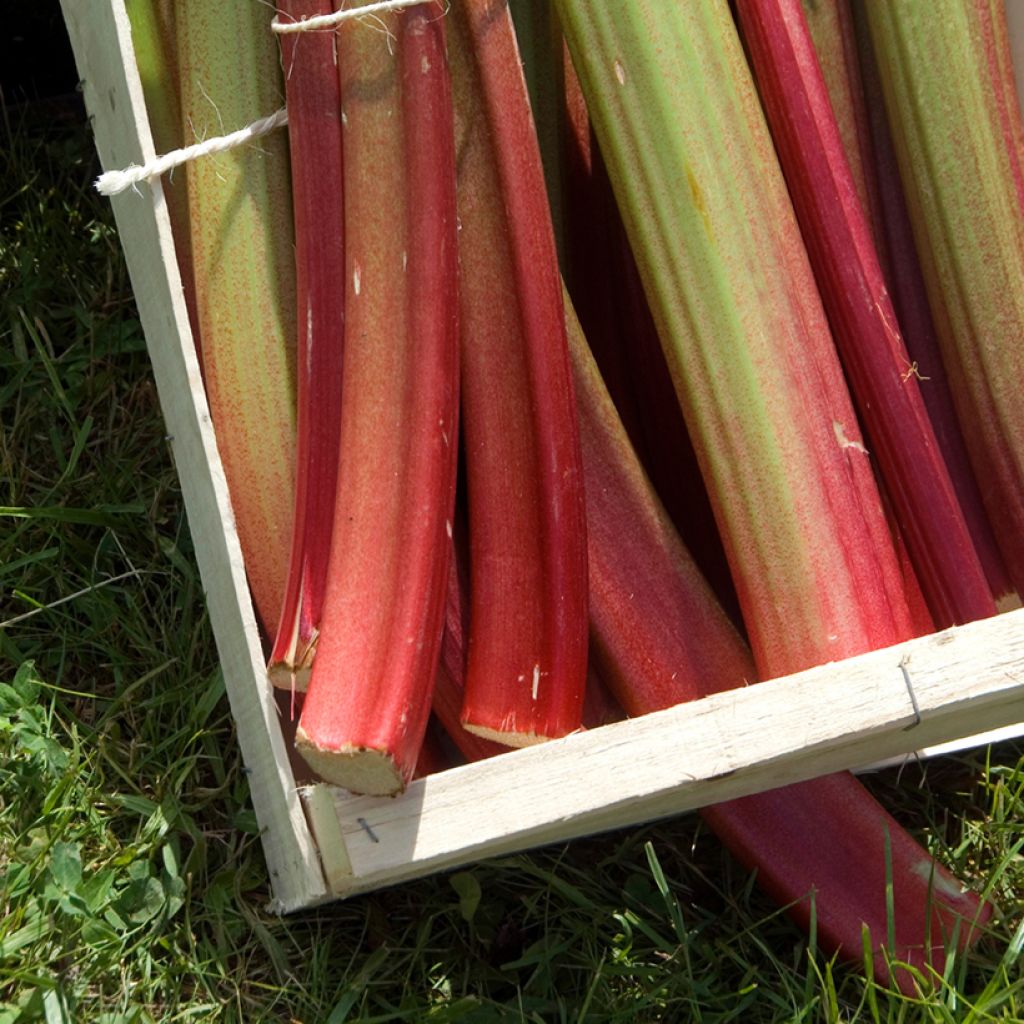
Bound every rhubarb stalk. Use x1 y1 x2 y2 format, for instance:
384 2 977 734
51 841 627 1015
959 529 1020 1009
268 0 346 689
434 555 511 764
295 1 459 795
126 0 199 350
866 1 1024 598
555 0 989 984
176 1 296 633
449 0 589 747
734 0 996 628
801 0 887 258
556 0 911 678
566 292 991 987
851 2 1019 610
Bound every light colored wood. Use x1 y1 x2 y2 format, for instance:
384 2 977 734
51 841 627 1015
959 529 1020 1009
60 0 327 912
307 608 1024 898
66 0 1024 913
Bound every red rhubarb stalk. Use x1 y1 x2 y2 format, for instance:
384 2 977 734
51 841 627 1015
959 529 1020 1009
434 543 620 759
566 294 991 989
268 0 346 689
434 555 512 764
801 0 888 260
296 1 459 795
566 134 741 625
850 2 1018 610
735 0 996 628
866 1 1024 600
449 0 589 747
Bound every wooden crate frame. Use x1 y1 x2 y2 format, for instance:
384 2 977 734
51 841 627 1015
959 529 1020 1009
62 0 1024 913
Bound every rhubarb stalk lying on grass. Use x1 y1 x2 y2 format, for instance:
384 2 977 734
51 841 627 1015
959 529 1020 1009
565 293 991 988
449 0 589 747
176 1 296 633
866 1 1024 599
267 0 345 690
295 1 459 796
734 0 996 628
555 0 990 984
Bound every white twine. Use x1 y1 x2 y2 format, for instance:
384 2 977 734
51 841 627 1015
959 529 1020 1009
94 0 434 197
272 0 426 34
95 107 289 196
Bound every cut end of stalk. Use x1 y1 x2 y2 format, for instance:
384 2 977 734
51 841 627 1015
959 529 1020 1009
267 629 317 692
996 591 1023 613
267 661 312 693
295 727 405 796
460 720 563 748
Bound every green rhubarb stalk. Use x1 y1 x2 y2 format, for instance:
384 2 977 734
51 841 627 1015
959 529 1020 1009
176 2 296 633
126 0 199 350
296 1 459 795
556 0 911 679
849 2 1017 610
450 0 589 747
866 1 1024 596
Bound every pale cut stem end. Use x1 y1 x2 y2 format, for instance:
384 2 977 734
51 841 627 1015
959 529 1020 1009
460 721 560 748
996 591 1023 613
295 727 405 797
267 633 317 692
267 661 313 693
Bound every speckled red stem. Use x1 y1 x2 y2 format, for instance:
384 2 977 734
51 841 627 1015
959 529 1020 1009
434 555 511 764
735 0 996 628
801 0 888 264
268 0 345 690
850 2 1017 609
296 2 459 796
567 135 740 626
449 0 589 747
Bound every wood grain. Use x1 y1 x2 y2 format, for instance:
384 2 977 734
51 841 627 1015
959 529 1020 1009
308 608 1024 898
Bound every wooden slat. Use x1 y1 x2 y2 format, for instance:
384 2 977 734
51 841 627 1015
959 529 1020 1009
60 0 327 912
307 607 1024 898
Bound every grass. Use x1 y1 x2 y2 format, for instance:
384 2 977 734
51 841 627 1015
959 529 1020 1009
1 94 1022 1023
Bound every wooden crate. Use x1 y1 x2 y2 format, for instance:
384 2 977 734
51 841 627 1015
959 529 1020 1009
62 0 1024 913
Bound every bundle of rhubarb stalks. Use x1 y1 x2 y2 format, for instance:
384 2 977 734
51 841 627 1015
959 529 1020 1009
128 0 1024 991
